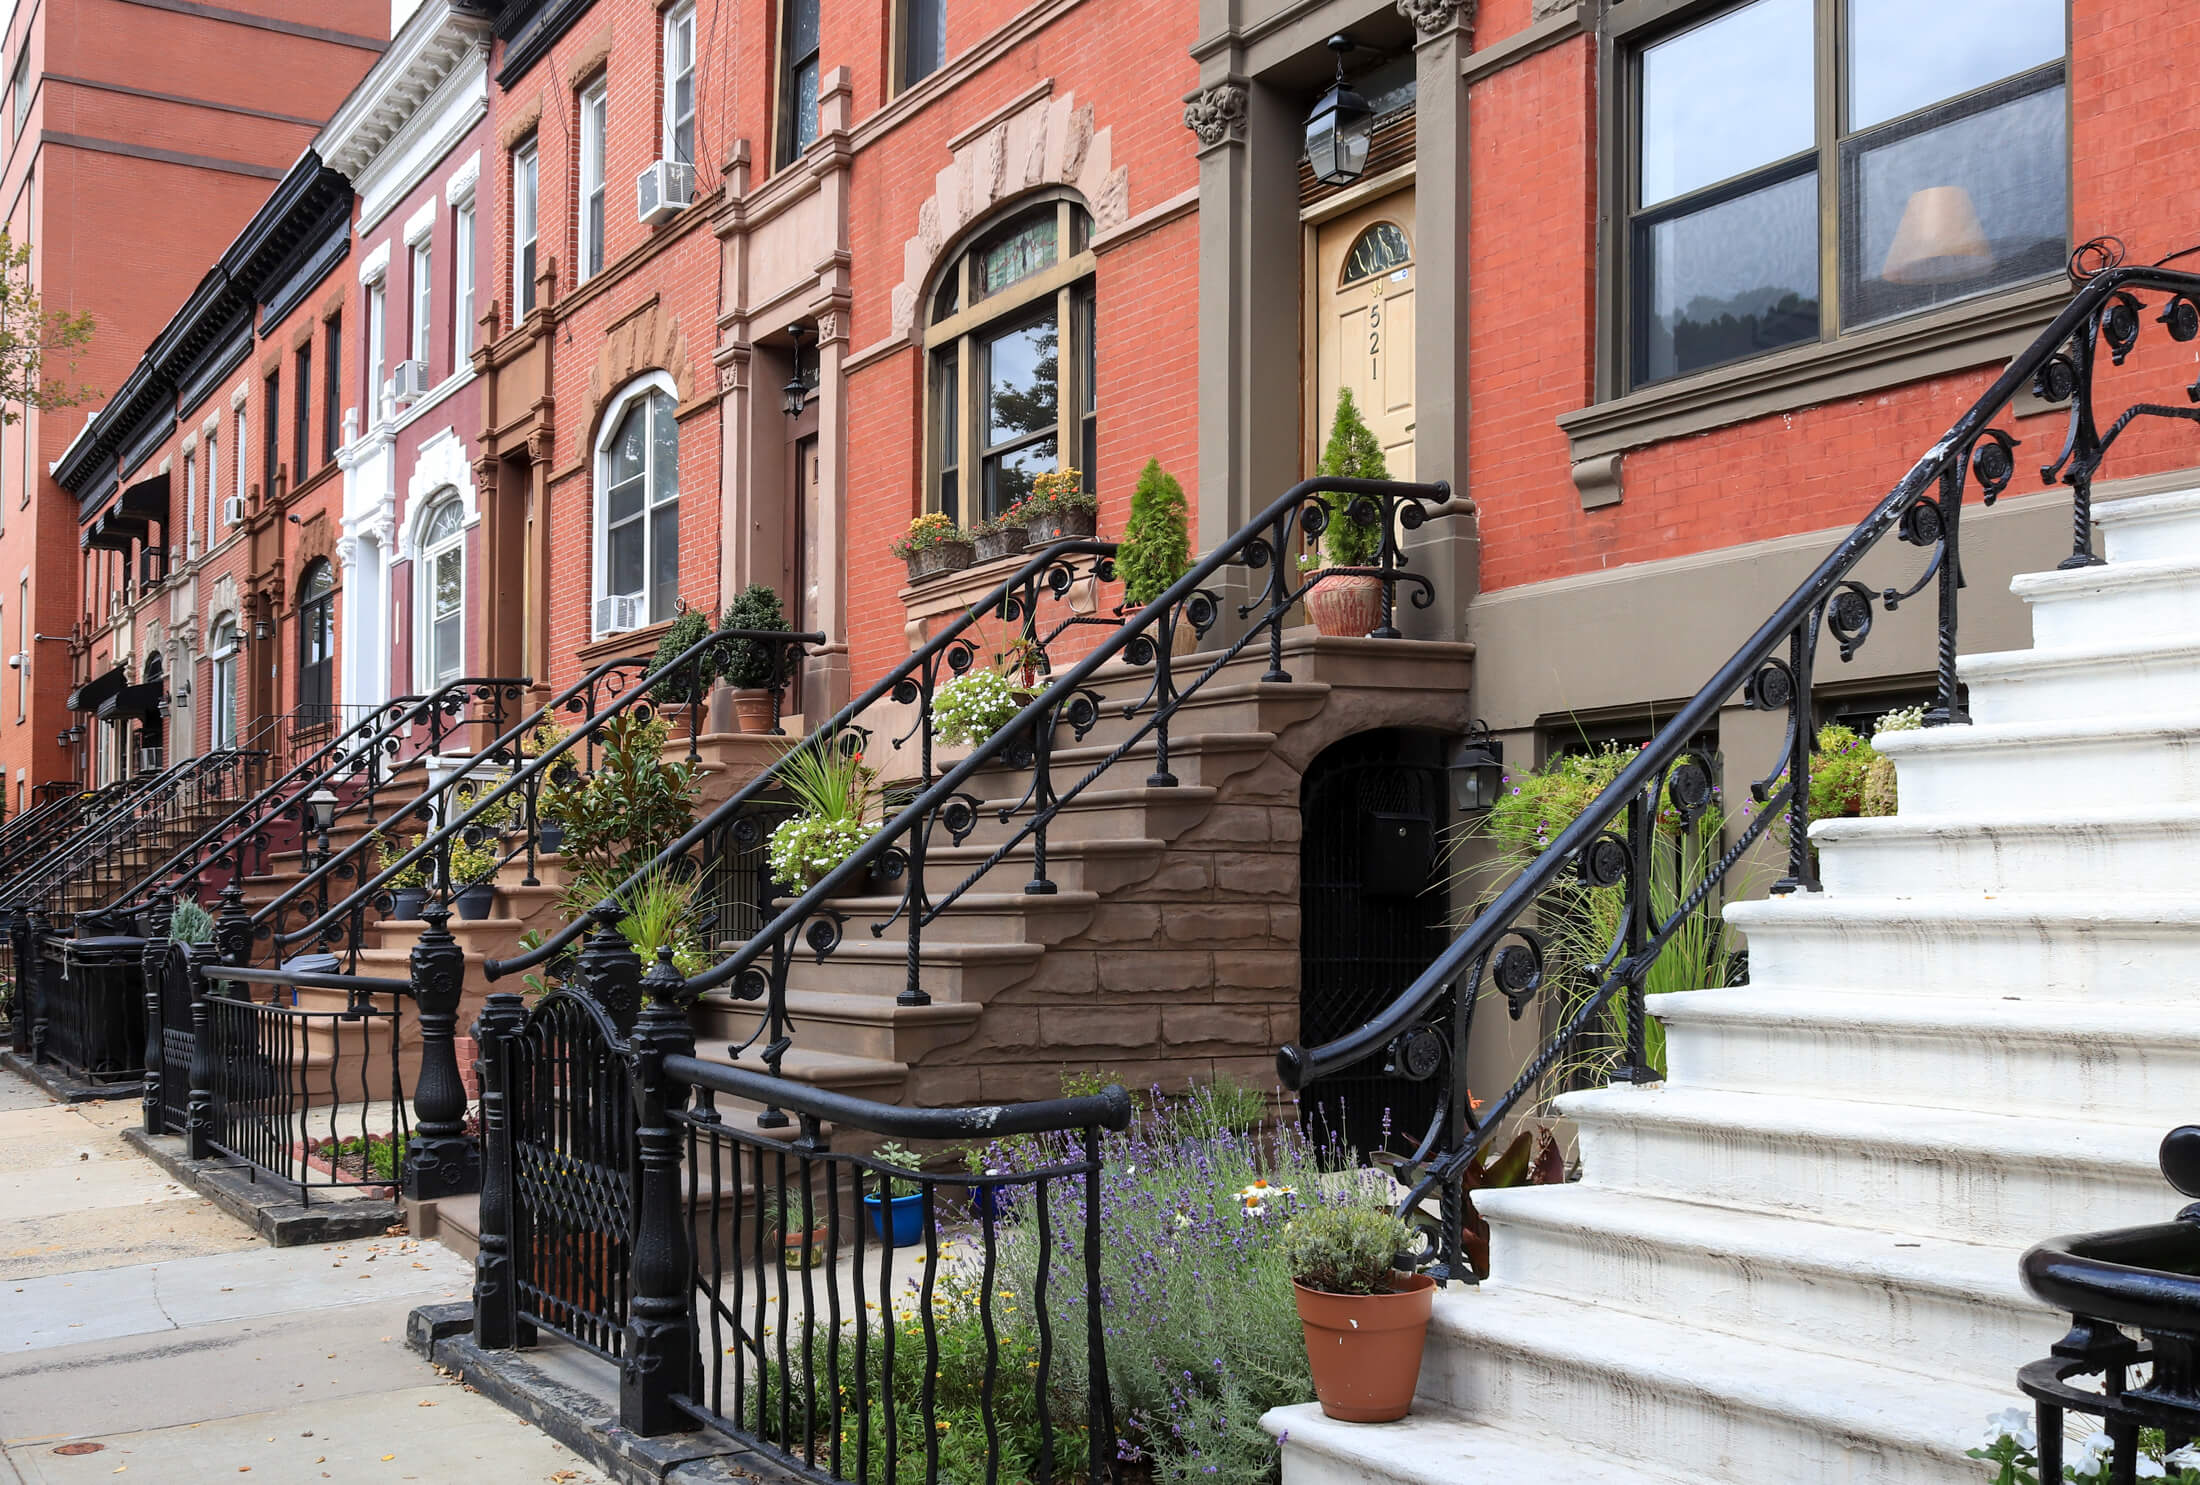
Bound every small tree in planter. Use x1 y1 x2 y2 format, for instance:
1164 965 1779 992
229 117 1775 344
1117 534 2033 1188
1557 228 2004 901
538 712 701 918
1021 467 1098 543
446 837 502 920
649 602 720 706
719 583 793 733
1304 389 1388 637
1118 458 1194 650
893 511 975 582
1281 1204 1432 1423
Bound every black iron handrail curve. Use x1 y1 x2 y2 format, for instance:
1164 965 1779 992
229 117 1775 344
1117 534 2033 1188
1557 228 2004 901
486 538 1127 979
1276 258 2200 1282
4 750 254 915
664 1050 1133 1138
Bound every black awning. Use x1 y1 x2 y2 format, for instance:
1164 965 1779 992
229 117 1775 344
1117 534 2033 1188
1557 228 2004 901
66 666 127 713
81 510 150 552
117 471 169 526
96 681 164 722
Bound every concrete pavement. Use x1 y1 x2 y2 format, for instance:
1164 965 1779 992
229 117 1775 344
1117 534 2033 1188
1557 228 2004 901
0 1067 604 1484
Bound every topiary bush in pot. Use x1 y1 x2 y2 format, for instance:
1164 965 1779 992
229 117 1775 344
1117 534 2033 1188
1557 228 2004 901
719 583 793 732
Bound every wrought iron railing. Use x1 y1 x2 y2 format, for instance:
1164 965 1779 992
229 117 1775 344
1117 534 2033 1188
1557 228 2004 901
1277 248 2200 1281
468 972 1133 1476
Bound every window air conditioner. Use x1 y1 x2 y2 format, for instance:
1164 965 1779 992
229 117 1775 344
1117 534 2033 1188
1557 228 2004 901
135 746 164 774
221 496 246 527
636 160 694 226
595 594 644 634
392 359 430 401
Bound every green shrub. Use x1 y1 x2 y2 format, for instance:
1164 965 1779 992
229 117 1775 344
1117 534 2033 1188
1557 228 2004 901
167 898 215 944
649 603 718 704
719 583 792 690
1118 459 1190 606
1311 389 1386 569
932 668 1022 745
1280 1205 1414 1295
539 712 700 904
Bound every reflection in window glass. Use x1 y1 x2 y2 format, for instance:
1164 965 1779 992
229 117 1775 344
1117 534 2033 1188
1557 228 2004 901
1638 0 1813 206
904 0 944 86
1848 0 2062 129
598 389 680 628
982 313 1060 515
420 499 464 687
1637 170 1820 384
1341 222 1411 285
1843 81 2066 328
779 0 820 166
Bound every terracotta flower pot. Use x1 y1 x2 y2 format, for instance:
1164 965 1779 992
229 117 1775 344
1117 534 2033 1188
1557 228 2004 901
781 1224 833 1269
1303 572 1385 638
1293 1272 1435 1423
731 687 777 733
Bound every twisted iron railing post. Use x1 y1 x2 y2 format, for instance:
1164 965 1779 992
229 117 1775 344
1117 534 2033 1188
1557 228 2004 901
403 906 479 1199
471 990 525 1350
139 890 172 1135
622 956 699 1436
1928 457 1971 726
184 949 217 1160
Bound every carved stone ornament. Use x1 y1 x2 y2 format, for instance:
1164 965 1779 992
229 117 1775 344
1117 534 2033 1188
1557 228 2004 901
1182 83 1248 148
1397 0 1474 35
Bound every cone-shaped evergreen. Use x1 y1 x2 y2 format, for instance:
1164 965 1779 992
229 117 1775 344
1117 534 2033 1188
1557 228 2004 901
1119 458 1191 606
1315 388 1387 567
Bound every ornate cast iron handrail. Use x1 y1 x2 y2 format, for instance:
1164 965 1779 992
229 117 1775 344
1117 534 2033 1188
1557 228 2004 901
1276 253 2200 1282
485 538 1129 982
2 749 258 920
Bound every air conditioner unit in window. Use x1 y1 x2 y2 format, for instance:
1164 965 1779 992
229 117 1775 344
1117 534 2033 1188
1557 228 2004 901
392 359 431 402
636 160 694 226
221 495 246 527
595 594 644 634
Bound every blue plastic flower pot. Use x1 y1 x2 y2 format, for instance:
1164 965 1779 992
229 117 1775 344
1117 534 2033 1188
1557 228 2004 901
865 1191 925 1247
972 1181 1015 1224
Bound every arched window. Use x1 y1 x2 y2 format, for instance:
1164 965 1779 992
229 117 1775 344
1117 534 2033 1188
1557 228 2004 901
1340 221 1411 286
414 495 465 689
592 374 680 633
209 613 238 750
924 195 1096 523
297 560 336 721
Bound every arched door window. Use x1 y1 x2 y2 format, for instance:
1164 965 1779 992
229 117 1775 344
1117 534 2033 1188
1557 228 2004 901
923 194 1097 523
209 613 238 750
297 560 336 722
415 496 465 689
593 375 680 634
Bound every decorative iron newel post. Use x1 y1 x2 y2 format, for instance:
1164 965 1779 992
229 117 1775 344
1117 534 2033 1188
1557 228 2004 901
7 908 32 1056
622 953 698 1436
24 909 48 1062
471 990 526 1351
572 907 643 1037
189 882 251 1160
139 891 173 1135
404 906 480 1199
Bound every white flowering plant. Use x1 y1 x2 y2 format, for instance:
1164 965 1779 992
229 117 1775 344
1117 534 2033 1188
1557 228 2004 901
932 668 1023 746
765 814 872 892
763 729 878 892
1970 1408 2200 1484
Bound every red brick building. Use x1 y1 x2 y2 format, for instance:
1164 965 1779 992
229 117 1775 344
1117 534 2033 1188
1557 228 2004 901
0 0 387 804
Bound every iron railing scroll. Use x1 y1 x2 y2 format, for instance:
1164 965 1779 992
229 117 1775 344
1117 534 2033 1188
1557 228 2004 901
1276 245 2200 1283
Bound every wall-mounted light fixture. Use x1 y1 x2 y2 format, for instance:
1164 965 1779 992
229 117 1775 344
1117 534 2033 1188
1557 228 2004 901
1305 35 1374 188
1448 721 1505 814
783 322 813 418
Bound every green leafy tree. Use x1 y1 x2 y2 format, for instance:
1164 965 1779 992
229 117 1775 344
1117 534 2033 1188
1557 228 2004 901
1117 458 1190 607
0 233 95 420
1312 388 1387 568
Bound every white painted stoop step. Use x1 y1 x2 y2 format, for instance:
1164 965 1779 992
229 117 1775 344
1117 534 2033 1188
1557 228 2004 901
1267 487 2200 1485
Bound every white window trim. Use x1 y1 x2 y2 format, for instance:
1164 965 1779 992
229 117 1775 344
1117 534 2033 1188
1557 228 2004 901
578 79 607 284
409 240 433 367
662 2 696 166
453 202 476 364
412 491 467 692
208 612 239 750
358 238 392 287
402 199 437 249
590 370 681 637
444 150 481 208
512 140 539 319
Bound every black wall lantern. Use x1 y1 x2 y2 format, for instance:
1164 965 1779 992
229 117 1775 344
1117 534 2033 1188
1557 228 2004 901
1448 721 1505 814
783 322 813 418
1305 35 1374 188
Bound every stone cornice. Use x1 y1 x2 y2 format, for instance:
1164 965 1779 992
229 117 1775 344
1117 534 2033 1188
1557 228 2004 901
317 2 495 185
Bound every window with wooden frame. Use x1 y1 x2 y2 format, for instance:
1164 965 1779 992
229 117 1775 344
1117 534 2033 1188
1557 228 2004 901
592 373 681 634
262 370 280 496
296 560 336 721
293 342 311 481
1619 0 2066 389
322 315 342 462
662 2 696 168
896 0 944 92
923 196 1097 526
578 77 607 282
512 137 539 317
452 202 475 360
775 0 819 170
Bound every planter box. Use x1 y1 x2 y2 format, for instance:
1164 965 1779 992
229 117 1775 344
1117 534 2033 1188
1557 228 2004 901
1026 508 1097 544
974 527 1029 562
906 541 976 582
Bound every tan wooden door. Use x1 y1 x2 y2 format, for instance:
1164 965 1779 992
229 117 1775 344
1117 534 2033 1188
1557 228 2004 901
1313 190 1417 479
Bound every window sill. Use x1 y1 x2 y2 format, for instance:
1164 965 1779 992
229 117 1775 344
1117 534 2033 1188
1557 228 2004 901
576 619 673 668
1559 277 2071 505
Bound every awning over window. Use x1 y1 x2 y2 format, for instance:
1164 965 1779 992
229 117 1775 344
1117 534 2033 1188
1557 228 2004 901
81 509 150 552
96 681 164 722
117 471 168 527
65 665 127 713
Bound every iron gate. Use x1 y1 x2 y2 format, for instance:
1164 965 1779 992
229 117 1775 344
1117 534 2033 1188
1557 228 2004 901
1297 730 1453 1159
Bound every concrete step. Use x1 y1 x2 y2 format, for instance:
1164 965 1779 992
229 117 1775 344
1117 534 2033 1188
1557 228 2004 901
2013 554 2200 650
2096 485 2200 564
1474 1184 2054 1384
778 937 1043 1004
1872 712 2200 815
1725 892 2200 998
1263 1403 1688 1485
694 989 986 1065
1562 1082 2172 1245
1957 633 2200 724
1414 1285 2012 1485
1655 987 2200 1125
1809 803 2200 895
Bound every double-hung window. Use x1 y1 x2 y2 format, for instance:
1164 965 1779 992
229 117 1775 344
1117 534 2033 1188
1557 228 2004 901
262 372 280 496
293 344 312 480
366 279 387 415
1622 0 2067 388
578 80 607 282
452 204 475 358
183 448 197 557
776 0 819 169
205 430 219 535
512 139 539 317
900 0 944 90
415 496 465 688
233 404 248 507
410 239 433 370
663 4 695 168
323 315 342 460
592 377 680 633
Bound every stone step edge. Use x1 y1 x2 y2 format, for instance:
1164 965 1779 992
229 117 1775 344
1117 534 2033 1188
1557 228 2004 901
1958 631 2200 679
1650 985 2200 1040
1259 1402 1691 1485
2011 553 2200 599
2094 485 2200 524
1809 800 2200 843
1870 711 2200 755
1725 892 2200 929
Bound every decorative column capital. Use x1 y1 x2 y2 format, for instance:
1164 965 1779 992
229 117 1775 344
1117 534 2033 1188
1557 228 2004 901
1182 82 1249 149
1398 0 1474 38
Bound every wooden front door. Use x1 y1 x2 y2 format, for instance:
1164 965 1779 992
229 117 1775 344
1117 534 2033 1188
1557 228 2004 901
1312 189 1417 477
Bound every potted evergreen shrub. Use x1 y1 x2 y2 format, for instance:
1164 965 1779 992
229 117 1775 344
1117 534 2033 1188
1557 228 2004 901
1304 389 1388 637
719 583 793 733
447 837 500 921
518 719 570 856
892 512 975 582
1282 1204 1433 1423
1021 468 1098 543
1117 458 1195 652
972 509 1030 563
378 833 431 921
649 602 720 706
863 1140 927 1247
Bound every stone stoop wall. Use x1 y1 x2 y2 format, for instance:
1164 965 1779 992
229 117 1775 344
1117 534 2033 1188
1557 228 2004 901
905 634 1475 1107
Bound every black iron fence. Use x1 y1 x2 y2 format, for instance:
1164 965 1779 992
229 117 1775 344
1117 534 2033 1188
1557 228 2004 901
469 973 1131 1480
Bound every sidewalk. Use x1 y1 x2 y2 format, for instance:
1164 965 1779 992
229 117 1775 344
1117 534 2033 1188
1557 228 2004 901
0 1067 604 1484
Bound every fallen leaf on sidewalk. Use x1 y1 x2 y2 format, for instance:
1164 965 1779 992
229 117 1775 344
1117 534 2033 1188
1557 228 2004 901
52 1443 103 1456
